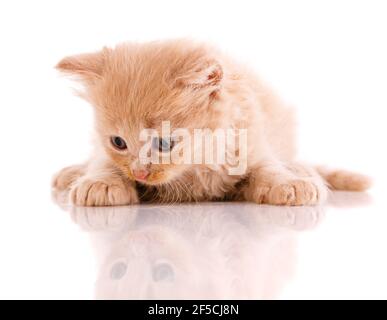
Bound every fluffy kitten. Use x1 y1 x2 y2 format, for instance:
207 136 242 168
52 40 371 206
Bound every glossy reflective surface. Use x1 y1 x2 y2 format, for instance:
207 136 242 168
69 203 323 299
1 191 386 299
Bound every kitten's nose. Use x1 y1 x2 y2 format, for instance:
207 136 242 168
132 169 150 180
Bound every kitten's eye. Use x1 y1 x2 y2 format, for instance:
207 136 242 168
152 262 175 282
111 136 127 150
152 137 175 153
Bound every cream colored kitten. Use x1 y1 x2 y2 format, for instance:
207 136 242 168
52 40 371 206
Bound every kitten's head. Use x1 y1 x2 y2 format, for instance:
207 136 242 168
57 40 227 185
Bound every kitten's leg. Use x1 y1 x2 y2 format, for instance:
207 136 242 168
53 162 139 206
244 161 328 206
52 164 86 192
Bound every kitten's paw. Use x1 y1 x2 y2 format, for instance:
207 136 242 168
52 165 85 192
70 178 139 206
253 179 327 206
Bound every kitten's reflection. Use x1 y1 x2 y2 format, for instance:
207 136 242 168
66 202 325 300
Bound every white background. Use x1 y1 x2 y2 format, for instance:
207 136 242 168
0 0 386 299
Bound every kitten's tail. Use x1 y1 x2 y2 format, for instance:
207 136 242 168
316 166 372 191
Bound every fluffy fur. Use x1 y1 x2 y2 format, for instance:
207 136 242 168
52 40 371 206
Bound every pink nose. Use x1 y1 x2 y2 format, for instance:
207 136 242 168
132 169 150 180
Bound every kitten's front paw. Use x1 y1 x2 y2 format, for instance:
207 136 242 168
252 179 327 206
52 165 85 192
70 177 139 206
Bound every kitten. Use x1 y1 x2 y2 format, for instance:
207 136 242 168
52 39 371 206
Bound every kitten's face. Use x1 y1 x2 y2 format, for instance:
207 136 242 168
57 41 224 185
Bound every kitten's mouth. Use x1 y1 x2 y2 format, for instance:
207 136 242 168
132 169 150 181
130 170 167 185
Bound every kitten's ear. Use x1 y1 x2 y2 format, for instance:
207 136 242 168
56 49 107 81
176 60 223 92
